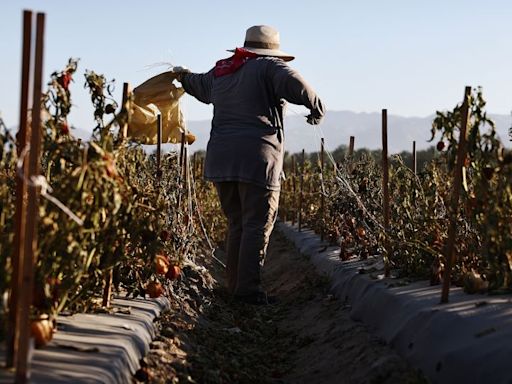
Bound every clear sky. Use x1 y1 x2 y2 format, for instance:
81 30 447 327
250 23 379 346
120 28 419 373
1 0 512 133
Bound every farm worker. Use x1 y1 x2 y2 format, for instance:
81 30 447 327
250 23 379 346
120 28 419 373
174 25 324 305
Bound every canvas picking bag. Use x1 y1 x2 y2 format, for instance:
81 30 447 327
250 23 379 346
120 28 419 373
128 71 195 145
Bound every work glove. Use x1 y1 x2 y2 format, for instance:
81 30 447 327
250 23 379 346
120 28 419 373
172 66 191 82
306 112 323 125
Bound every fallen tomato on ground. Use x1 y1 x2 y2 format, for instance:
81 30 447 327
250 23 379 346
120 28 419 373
155 254 170 276
31 318 54 348
146 281 164 298
165 265 181 280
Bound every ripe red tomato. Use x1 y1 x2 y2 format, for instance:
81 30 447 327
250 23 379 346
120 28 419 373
58 72 72 90
60 121 69 135
155 254 170 276
146 281 164 298
165 265 181 280
160 230 170 242
31 319 53 348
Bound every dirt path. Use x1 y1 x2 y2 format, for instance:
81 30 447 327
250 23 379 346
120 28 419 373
142 228 426 384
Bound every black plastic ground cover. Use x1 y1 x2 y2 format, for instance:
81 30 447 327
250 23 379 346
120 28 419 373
278 222 512 384
26 296 169 384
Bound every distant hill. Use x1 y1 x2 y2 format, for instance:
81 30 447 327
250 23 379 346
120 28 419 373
10 111 509 155
187 111 512 155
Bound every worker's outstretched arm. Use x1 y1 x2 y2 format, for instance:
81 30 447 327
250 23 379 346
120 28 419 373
268 59 325 125
178 69 214 105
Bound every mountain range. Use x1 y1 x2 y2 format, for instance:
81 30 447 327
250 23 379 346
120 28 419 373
52 110 512 155
185 110 512 154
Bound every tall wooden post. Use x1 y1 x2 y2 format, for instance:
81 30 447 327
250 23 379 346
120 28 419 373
7 9 33 369
298 149 305 232
348 136 355 156
412 141 417 174
16 12 45 383
320 138 325 241
381 109 391 277
441 86 472 304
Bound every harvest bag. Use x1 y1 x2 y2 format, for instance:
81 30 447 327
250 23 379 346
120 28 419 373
128 71 195 145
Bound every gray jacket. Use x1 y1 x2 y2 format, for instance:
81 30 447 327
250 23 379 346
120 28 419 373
182 56 324 190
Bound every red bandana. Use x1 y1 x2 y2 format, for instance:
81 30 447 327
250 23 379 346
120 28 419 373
214 48 259 77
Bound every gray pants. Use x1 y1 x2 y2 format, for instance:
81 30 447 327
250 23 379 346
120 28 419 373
215 181 280 296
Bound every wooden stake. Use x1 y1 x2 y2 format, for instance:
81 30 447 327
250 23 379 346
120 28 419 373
291 155 296 226
181 131 188 183
347 136 355 174
179 131 186 168
298 149 305 232
183 144 188 185
121 82 131 139
348 136 355 157
16 12 45 383
381 109 391 277
320 138 325 241
7 9 32 369
441 86 472 304
156 113 162 180
198 156 204 179
192 152 197 179
101 270 113 307
102 83 130 308
412 141 417 174
177 132 186 212
282 170 287 222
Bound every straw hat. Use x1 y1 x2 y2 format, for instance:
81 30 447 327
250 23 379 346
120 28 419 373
230 25 295 62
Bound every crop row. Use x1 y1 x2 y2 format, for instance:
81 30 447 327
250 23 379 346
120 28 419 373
0 60 218 348
279 88 512 294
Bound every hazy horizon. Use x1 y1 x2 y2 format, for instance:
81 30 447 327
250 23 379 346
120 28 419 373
2 0 512 136
6 109 506 155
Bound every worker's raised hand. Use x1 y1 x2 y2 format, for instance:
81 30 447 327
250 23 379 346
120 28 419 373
306 113 322 125
172 66 190 73
171 66 191 82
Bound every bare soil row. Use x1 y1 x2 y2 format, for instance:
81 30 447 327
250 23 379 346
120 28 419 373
142 229 425 384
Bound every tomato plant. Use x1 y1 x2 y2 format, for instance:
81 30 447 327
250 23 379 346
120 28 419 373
280 88 512 293
0 114 16 341
0 59 203 327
